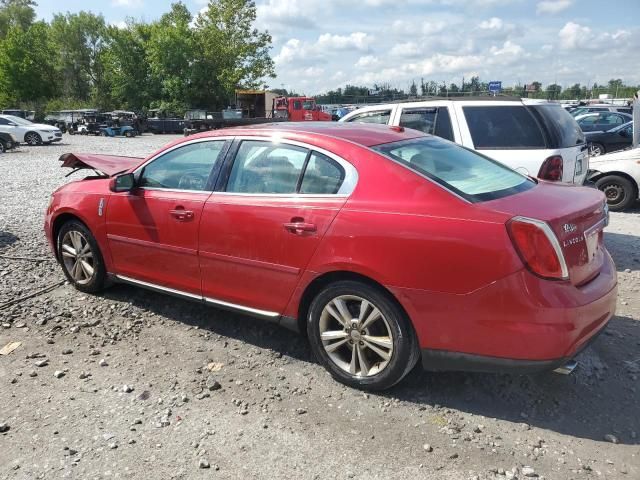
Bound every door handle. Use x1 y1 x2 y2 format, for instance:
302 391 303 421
170 208 194 221
283 221 317 235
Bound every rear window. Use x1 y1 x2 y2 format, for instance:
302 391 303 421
530 104 585 148
463 106 546 149
372 136 534 202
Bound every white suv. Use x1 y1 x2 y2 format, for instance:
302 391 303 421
0 115 63 145
339 98 589 184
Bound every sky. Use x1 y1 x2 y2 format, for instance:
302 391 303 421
34 0 640 95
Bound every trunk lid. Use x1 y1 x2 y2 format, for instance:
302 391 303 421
59 152 143 177
482 181 608 285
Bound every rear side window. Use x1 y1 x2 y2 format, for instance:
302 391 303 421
530 104 585 148
463 106 546 149
346 110 391 124
399 107 454 141
615 108 632 115
372 136 534 202
300 152 345 194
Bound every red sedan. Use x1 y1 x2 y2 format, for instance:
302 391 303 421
45 123 617 390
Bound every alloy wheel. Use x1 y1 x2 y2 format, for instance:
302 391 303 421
60 231 95 285
25 133 41 145
589 144 603 156
319 295 394 377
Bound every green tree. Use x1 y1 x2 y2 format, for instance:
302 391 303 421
0 22 57 107
192 0 275 108
0 0 36 39
50 11 111 106
546 83 562 100
409 80 418 96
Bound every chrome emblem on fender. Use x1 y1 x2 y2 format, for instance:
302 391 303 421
562 223 577 233
98 198 105 217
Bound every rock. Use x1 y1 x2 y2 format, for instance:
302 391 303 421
0 423 9 433
28 370 37 377
99 359 108 367
604 434 619 444
296 408 307 415
79 371 89 379
505 472 515 480
53 370 65 379
199 458 210 469
122 385 134 393
196 392 210 400
128 439 136 444
423 443 433 452
35 359 48 367
70 326 80 333
449 453 458 459
522 466 536 477
108 442 118 449
205 375 221 391
133 418 143 425
62 349 73 355
14 321 26 328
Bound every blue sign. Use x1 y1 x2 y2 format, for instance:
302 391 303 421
488 81 502 94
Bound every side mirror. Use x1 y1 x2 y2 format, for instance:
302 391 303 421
109 173 135 192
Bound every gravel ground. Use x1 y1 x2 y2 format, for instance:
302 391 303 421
0 134 639 480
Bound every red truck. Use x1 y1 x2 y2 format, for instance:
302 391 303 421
272 95 332 121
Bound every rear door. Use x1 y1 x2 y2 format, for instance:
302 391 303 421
199 138 356 315
106 139 228 294
393 102 459 142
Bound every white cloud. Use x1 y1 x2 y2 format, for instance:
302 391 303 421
536 0 573 15
355 55 381 68
558 21 592 49
479 17 503 30
317 32 373 52
389 42 422 58
111 0 143 7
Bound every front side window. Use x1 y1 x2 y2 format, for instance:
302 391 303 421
372 136 534 202
138 140 225 191
302 100 315 110
463 106 546 149
346 110 391 125
293 101 302 110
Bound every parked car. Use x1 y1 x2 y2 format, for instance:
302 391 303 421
339 98 589 184
570 104 633 116
99 125 137 137
575 112 632 133
45 123 616 390
588 147 640 211
585 122 633 156
0 114 62 145
0 131 18 152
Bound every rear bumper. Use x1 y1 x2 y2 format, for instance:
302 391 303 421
391 249 617 369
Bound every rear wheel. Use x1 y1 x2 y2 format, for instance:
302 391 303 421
56 221 106 293
307 280 419 390
0 141 6 153
589 142 605 157
595 175 637 211
24 132 42 145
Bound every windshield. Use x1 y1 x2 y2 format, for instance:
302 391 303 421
4 115 32 125
372 136 534 202
303 100 315 110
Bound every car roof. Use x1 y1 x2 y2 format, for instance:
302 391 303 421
190 122 426 147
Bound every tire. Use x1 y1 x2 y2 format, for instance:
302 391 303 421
589 142 605 157
101 131 108 137
0 141 6 153
307 280 419 390
595 175 637 212
124 130 132 137
56 220 106 293
24 132 42 146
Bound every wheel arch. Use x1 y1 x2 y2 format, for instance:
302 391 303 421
24 130 41 141
51 213 91 260
295 270 412 336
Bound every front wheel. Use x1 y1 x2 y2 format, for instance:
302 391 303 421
57 220 106 293
307 280 419 390
595 175 637 212
0 141 6 153
24 132 42 145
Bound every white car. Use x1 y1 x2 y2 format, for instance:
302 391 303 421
339 98 589 184
0 114 62 145
588 147 640 211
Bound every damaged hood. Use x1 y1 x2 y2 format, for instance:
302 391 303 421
59 153 144 177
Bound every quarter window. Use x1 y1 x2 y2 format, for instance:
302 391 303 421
346 110 391 124
463 106 546 149
138 141 225 191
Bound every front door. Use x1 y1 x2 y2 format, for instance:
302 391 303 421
106 139 227 294
199 139 354 315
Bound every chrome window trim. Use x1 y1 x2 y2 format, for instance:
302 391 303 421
226 136 359 196
115 274 280 318
511 216 570 280
132 135 358 196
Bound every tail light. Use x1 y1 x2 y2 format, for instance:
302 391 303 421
538 155 563 181
507 216 569 280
